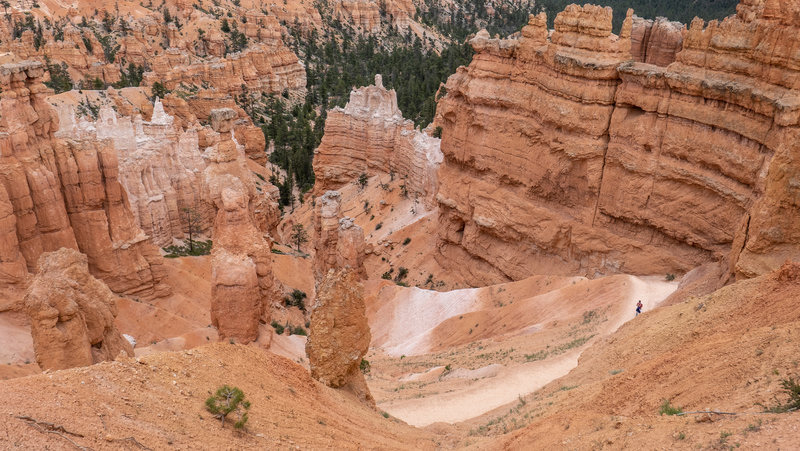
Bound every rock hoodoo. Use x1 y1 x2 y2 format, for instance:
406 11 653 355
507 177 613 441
54 99 211 248
630 15 685 66
306 269 374 406
24 248 134 371
0 61 168 298
434 3 800 281
313 74 443 207
204 108 277 343
313 191 367 281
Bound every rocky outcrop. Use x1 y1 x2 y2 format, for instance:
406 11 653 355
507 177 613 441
54 99 211 247
334 0 382 33
630 16 685 66
142 44 307 99
313 74 442 206
313 191 366 281
306 269 374 406
205 108 278 343
0 61 168 297
24 248 133 371
434 2 800 281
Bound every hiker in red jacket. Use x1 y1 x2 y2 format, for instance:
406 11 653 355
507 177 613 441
635 300 643 316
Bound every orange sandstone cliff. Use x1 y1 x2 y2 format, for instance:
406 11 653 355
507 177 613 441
0 61 168 297
313 74 443 207
434 2 800 282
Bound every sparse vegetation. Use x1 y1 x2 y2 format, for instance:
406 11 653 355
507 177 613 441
285 289 308 312
162 239 212 258
270 321 285 335
762 376 800 413
659 399 683 416
402 237 411 246
666 273 676 281
290 223 309 252
205 385 250 429
360 358 371 374
358 172 369 189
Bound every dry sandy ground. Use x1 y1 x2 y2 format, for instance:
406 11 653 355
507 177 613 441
458 262 800 449
365 274 678 426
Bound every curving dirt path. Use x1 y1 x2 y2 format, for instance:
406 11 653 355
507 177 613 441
374 275 677 426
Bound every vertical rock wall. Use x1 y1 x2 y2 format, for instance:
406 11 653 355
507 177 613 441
0 61 168 297
434 1 800 281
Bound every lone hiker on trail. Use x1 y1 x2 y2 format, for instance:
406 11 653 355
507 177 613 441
635 300 643 316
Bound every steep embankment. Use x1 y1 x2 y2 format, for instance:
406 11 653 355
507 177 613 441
435 3 800 282
487 261 800 450
0 343 434 450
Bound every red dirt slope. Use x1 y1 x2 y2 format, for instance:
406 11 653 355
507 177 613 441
489 262 800 449
0 343 433 450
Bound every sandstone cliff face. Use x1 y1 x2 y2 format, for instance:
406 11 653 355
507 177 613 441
142 44 307 100
313 191 366 281
24 248 134 371
435 2 800 281
306 269 374 406
0 62 168 297
205 108 277 343
313 74 443 207
54 99 211 248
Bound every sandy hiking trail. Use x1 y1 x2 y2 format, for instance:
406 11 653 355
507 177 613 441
375 275 677 426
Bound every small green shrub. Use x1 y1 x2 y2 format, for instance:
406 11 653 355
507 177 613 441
763 376 800 413
666 273 676 281
358 172 368 189
394 267 408 283
659 399 683 416
432 126 443 138
360 359 371 374
381 268 393 280
292 325 307 336
270 321 284 335
402 237 411 245
375 222 383 230
285 289 307 311
205 385 250 429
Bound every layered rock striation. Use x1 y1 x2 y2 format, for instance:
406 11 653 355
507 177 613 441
435 2 800 281
142 43 306 100
0 61 168 297
24 248 134 371
306 269 374 406
313 74 443 207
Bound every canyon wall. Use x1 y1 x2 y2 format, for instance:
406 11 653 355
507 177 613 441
313 74 443 207
434 1 800 281
0 61 168 297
